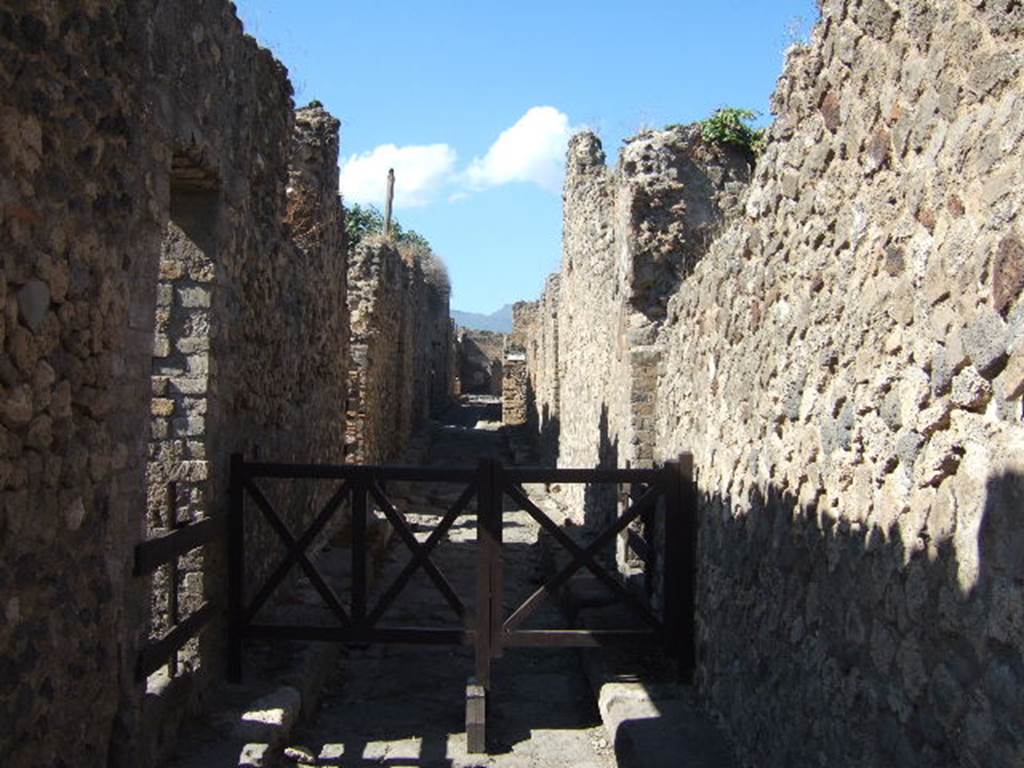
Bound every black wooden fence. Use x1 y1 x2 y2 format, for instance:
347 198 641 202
133 483 224 681
227 453 697 752
133 453 697 754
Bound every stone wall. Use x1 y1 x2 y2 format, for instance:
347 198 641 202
502 359 529 426
532 127 748 524
501 302 537 425
508 300 538 353
457 328 505 395
656 3 1024 764
526 274 561 462
523 1 1024 764
345 237 453 464
0 4 350 766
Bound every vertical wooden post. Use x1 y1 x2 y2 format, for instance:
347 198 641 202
352 477 368 626
470 457 507 751
383 168 395 238
490 459 504 659
474 458 493 687
227 452 244 683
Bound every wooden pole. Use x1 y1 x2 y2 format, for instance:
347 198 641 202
227 453 244 683
351 478 368 624
383 168 395 238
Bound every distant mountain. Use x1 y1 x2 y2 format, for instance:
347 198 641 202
451 304 515 333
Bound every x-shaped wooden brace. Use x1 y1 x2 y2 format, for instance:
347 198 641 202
365 481 477 626
368 479 467 621
243 479 351 628
503 483 663 632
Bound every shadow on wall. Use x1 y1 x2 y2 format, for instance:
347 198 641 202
524 376 559 466
459 336 501 396
583 403 619 533
691 469 1023 766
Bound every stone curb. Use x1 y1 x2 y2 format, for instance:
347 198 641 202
575 629 738 768
537 520 740 768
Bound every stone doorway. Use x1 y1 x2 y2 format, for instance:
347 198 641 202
144 153 220 682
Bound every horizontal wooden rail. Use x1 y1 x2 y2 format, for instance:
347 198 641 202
240 461 477 483
503 629 660 648
246 624 473 646
136 601 217 680
240 461 660 485
134 517 225 576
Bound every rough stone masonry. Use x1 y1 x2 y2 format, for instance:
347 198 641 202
520 1 1024 766
346 235 454 464
457 328 505 396
0 3 453 767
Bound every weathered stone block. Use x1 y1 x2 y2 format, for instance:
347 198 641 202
177 286 211 308
16 279 50 333
950 367 992 411
150 398 175 417
963 308 1009 378
175 336 209 354
995 350 1024 400
993 235 1024 317
169 376 207 395
152 335 170 358
1 384 34 428
171 416 204 437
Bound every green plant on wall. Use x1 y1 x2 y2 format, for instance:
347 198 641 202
700 108 766 157
344 202 430 250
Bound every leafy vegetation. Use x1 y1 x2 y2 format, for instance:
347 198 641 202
344 202 430 251
699 108 766 157
344 202 449 293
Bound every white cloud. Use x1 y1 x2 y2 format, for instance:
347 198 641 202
466 106 573 191
340 143 457 208
339 106 574 210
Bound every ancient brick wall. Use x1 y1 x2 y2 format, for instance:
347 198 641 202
416 256 455 426
457 329 505 395
502 359 529 425
550 134 622 522
523 1 1024 764
0 4 350 766
346 238 406 463
430 313 457 415
501 302 538 426
542 128 748 524
653 3 1024 764
346 238 453 464
508 300 538 354
526 274 561 463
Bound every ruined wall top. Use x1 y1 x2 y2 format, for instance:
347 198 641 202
509 300 539 352
566 130 607 174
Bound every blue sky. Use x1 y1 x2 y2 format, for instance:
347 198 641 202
234 1 819 314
